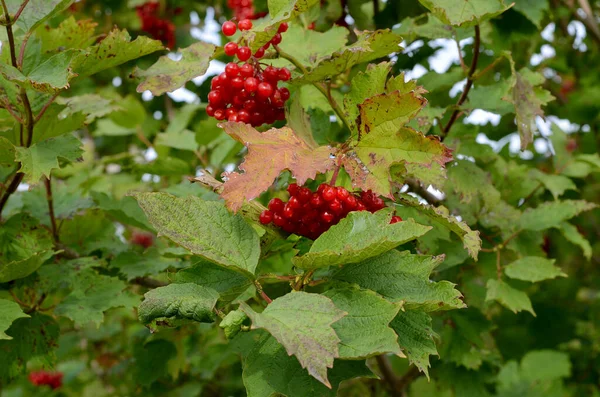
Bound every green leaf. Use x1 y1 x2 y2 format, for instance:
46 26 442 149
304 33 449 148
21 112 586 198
343 62 392 130
322 286 402 359
0 313 59 383
504 256 566 282
240 292 346 387
155 104 202 151
0 300 29 340
135 192 260 277
91 191 153 230
333 250 466 311
357 90 426 138
292 210 432 270
390 310 438 376
55 273 139 327
397 194 481 259
558 222 592 260
15 133 83 183
242 332 373 397
176 260 253 303
134 339 177 386
220 309 249 339
520 200 597 231
342 126 452 198
5 0 73 35
134 41 216 95
72 29 163 79
31 104 86 143
276 24 349 68
138 283 219 326
0 214 54 283
0 136 16 165
497 350 571 394
297 30 403 83
56 94 119 123
418 0 512 27
111 250 176 281
38 16 99 52
530 170 577 200
485 279 535 315
513 0 549 28
268 0 320 18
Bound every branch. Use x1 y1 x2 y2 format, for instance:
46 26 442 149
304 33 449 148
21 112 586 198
274 45 354 134
0 172 23 220
12 0 30 23
375 355 402 397
34 93 59 123
132 277 168 288
44 176 59 244
441 25 481 137
574 0 600 46
1 0 18 67
253 280 272 304
405 178 441 206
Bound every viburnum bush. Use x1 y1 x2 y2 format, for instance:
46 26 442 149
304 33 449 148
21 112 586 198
0 0 599 396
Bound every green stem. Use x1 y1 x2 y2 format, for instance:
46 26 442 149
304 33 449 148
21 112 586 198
274 45 354 134
44 176 59 244
0 0 18 68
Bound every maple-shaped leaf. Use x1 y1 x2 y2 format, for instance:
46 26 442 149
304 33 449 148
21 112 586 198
341 126 452 198
240 292 346 388
219 122 336 211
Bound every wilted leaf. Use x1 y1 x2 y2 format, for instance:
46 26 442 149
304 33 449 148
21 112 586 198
219 122 335 211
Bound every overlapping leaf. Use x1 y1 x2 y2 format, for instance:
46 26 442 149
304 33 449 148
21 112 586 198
219 122 335 211
138 283 219 326
390 310 438 375
292 209 432 269
134 41 217 95
240 292 346 387
135 192 260 276
520 200 597 231
0 300 29 340
176 260 253 303
323 286 402 359
15 134 83 183
486 279 535 315
333 250 465 311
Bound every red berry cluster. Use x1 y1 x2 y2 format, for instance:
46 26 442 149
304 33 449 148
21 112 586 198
130 230 155 248
227 0 255 20
136 2 176 49
28 371 63 390
259 183 402 239
206 21 291 126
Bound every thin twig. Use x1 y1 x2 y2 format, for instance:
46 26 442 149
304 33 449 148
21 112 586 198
496 249 502 279
375 355 402 397
44 176 59 244
16 32 31 69
454 34 468 73
254 280 272 304
441 25 481 137
132 277 168 288
34 93 59 123
13 0 30 22
573 0 600 45
0 0 18 67
405 178 441 206
2 102 24 124
0 172 23 220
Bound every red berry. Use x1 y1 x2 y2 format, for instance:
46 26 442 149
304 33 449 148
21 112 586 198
288 196 301 209
336 186 350 200
273 213 286 227
225 62 240 77
228 113 239 122
244 77 258 92
278 22 289 33
269 198 284 213
298 187 312 202
310 193 324 208
279 87 291 101
322 185 336 201
283 203 295 219
278 68 291 81
259 210 273 224
231 76 244 89
214 109 226 120
390 216 403 224
271 33 282 45
329 199 342 213
287 183 299 196
240 63 254 77
238 109 251 123
370 197 385 211
206 105 215 117
224 42 238 56
257 82 273 98
237 46 251 61
321 211 335 223
254 47 265 58
222 21 237 36
208 90 222 105
264 66 278 81
238 19 253 30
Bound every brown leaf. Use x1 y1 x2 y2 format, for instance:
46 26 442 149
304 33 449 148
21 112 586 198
219 122 336 211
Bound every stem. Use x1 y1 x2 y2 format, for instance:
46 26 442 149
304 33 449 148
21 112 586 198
375 355 402 397
2 101 24 124
253 280 272 304
441 25 481 137
454 35 468 73
35 93 59 123
274 45 354 134
0 172 23 220
372 0 379 16
133 277 168 288
21 88 34 146
1 0 18 68
44 176 59 243
472 56 505 81
13 0 30 22
16 32 31 69
405 178 441 206
329 165 340 186
496 249 502 279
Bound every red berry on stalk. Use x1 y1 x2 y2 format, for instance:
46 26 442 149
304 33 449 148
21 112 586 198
257 82 274 98
208 90 222 104
254 46 265 58
214 109 226 120
240 63 254 77
269 198 284 212
278 22 289 33
279 87 291 100
322 185 336 201
244 77 258 92
288 183 299 196
225 62 240 77
259 210 273 224
271 33 282 45
278 68 291 81
222 21 237 36
238 19 253 30
236 46 251 61
224 42 238 56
